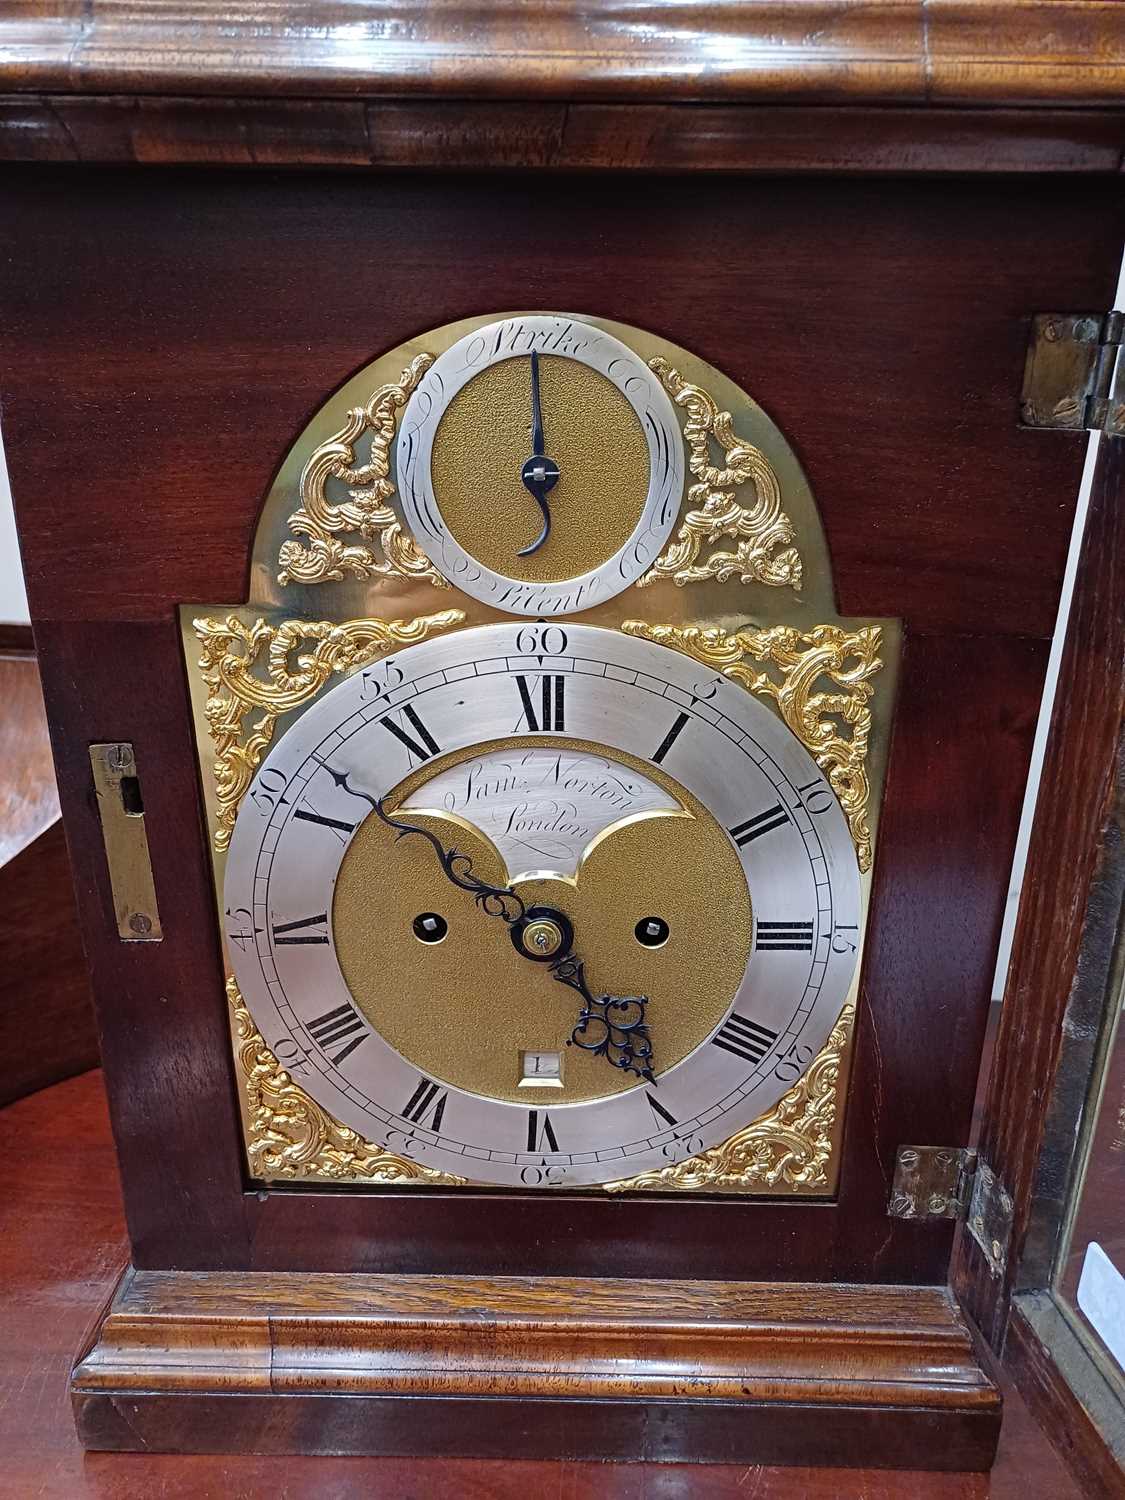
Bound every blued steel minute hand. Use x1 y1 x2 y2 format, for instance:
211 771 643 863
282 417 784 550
517 350 561 558
319 761 655 1083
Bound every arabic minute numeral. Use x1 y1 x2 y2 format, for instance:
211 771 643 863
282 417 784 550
691 675 722 702
359 658 405 702
514 624 568 658
661 1132 705 1163
832 924 859 954
224 905 259 953
774 1040 815 1085
796 776 835 815
270 1034 311 1078
249 766 288 815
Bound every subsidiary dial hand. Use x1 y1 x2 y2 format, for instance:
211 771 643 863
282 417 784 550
517 350 561 558
321 763 655 1082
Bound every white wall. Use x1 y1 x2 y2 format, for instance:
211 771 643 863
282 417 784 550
0 428 29 625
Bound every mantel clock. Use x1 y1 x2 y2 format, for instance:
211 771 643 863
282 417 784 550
191 312 889 1205
3 15 1124 1474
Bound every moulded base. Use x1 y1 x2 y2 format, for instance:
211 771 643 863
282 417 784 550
72 1268 1001 1469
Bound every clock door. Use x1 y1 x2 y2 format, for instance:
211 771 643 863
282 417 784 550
960 424 1125 1497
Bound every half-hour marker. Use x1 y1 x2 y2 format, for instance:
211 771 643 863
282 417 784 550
729 803 790 846
712 1013 779 1066
293 806 356 839
527 1109 560 1152
401 1076 448 1131
271 913 329 946
651 711 690 765
646 1092 678 1128
514 674 566 732
379 704 442 763
756 921 814 952
306 1002 367 1065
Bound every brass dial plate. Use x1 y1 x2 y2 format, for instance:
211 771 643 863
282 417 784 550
333 739 752 1105
182 308 901 1195
431 356 650 582
222 622 863 1189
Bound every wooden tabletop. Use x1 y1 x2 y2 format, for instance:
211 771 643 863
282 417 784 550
0 1067 1081 1498
0 652 58 868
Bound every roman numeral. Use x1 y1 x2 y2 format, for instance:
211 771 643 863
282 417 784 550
401 1076 448 1131
712 1013 779 1067
379 704 442 763
756 921 815 952
729 803 790 847
306 1002 367 1065
527 1109 559 1152
293 806 356 840
271 913 329 946
651 711 690 765
514 674 565 732
646 1092 678 1128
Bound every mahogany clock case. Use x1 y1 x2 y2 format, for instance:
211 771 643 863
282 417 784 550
2 167 1121 1285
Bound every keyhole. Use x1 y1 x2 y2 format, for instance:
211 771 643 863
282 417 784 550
120 775 144 817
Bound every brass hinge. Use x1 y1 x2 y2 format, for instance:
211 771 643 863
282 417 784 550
888 1145 1013 1276
889 1145 977 1221
1020 312 1125 435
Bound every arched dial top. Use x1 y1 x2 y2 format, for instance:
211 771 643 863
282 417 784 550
223 623 862 1189
396 315 685 616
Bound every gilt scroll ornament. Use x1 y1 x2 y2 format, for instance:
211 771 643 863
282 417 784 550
277 355 448 588
228 976 463 1185
638 358 803 592
605 1004 854 1193
193 609 464 850
622 621 882 871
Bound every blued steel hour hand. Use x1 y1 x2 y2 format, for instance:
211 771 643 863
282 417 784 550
321 762 655 1082
517 350 560 558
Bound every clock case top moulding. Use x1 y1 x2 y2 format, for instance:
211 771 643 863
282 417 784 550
179 310 900 1200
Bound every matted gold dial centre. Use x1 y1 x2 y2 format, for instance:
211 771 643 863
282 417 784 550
331 740 752 1104
430 356 650 581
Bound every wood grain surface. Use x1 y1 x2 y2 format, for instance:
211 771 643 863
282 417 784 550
71 1267 1000 1465
0 652 59 866
2 170 1118 640
2 2 1124 107
0 655 97 1104
956 436 1125 1351
0 1067 1083 1495
2 99 1124 173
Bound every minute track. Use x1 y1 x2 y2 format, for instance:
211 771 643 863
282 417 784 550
225 622 862 1189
